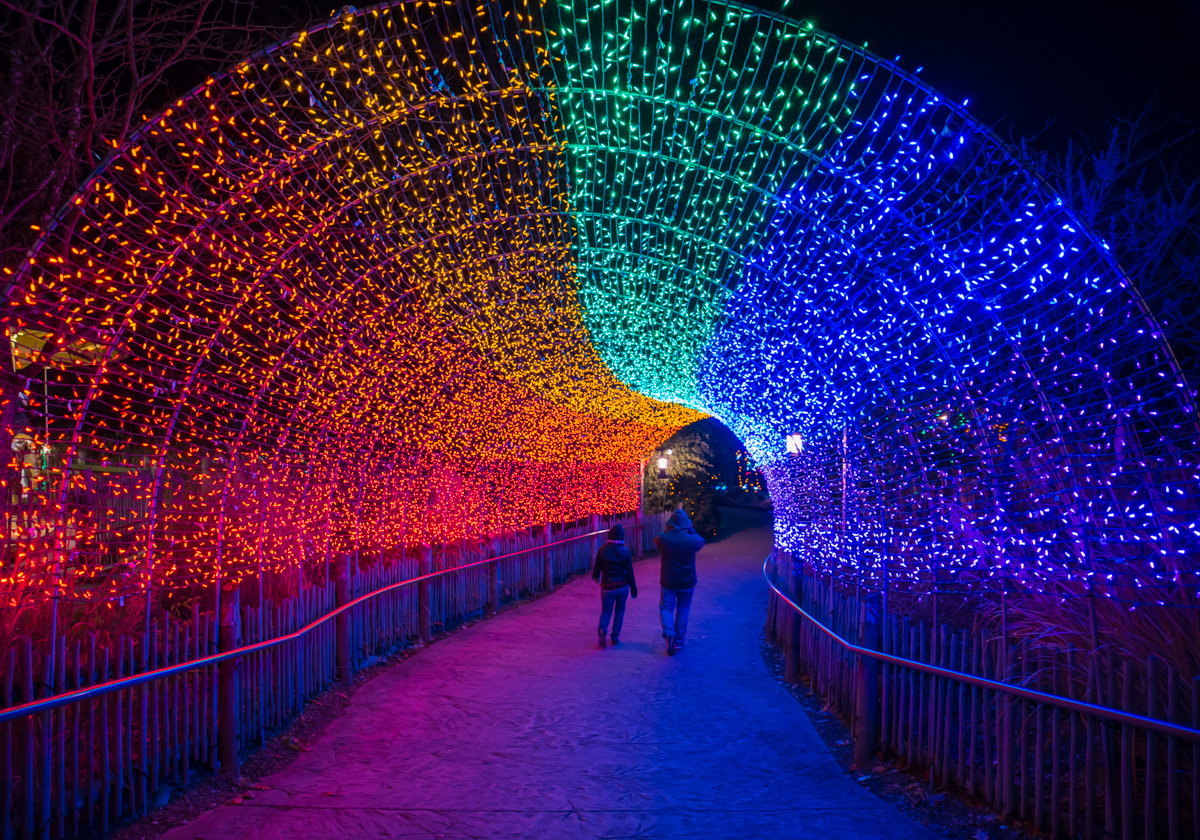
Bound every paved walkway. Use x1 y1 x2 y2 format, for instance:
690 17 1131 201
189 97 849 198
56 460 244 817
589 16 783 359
166 510 938 839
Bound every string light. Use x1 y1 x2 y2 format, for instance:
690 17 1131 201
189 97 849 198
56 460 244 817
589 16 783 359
4 0 1197 615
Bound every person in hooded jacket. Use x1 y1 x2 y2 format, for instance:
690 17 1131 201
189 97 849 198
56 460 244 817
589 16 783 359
591 524 637 648
653 507 706 655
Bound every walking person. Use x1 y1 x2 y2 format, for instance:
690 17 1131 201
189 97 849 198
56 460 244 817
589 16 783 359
592 524 637 648
654 507 705 656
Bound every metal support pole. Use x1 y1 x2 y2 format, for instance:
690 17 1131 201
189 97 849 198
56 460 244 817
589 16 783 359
637 457 646 558
542 524 553 592
841 426 847 564
855 592 882 769
418 545 432 645
256 475 270 606
335 555 352 687
217 585 241 781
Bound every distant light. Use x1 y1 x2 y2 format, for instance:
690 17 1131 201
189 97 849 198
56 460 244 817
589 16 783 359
785 433 804 454
657 457 669 470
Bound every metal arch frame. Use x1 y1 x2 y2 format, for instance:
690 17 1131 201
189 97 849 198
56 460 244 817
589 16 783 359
21 0 1189 423
18 0 1186 402
5 0 1197 616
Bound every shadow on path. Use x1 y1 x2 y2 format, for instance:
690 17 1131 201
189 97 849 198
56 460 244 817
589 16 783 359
164 509 938 839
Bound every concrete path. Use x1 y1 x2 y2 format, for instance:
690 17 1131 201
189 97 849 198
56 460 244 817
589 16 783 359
165 509 938 839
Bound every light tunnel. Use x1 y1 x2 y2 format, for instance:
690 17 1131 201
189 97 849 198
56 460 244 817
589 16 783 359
6 0 1200 615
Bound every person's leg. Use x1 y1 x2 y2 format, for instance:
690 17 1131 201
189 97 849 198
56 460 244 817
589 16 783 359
674 588 695 647
610 587 629 641
659 588 678 639
599 589 616 634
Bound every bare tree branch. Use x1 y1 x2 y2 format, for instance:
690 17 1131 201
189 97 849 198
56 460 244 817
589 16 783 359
1020 104 1200 387
0 167 53 230
0 0 311 268
0 0 88 48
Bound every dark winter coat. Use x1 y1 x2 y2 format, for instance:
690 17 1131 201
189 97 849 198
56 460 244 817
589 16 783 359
654 508 706 590
592 525 637 594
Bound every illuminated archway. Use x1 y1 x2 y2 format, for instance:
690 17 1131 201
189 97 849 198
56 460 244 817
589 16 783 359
7 0 1198 613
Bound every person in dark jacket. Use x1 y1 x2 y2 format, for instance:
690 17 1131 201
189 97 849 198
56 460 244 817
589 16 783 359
591 524 637 648
653 507 706 655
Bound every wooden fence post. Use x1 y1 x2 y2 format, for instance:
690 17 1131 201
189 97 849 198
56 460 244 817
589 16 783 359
19 637 32 840
764 552 779 644
217 586 241 782
764 591 778 645
1167 664 1179 840
542 524 553 592
418 545 432 645
335 555 352 688
1146 654 1159 840
855 592 882 769
487 539 499 615
783 555 801 684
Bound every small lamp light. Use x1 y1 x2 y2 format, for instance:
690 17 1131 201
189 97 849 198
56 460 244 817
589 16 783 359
785 433 803 454
657 455 669 479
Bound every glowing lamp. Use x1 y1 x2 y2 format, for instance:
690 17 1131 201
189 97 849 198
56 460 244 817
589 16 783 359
657 455 669 479
785 433 803 454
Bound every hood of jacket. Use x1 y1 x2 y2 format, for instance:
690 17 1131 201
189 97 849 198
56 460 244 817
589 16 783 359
665 508 692 532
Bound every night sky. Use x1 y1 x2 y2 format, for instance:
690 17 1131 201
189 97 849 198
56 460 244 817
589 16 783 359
758 0 1200 139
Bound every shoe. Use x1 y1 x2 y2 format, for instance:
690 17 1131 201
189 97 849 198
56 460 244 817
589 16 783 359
675 639 685 651
610 636 620 645
598 630 607 649
666 635 677 656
